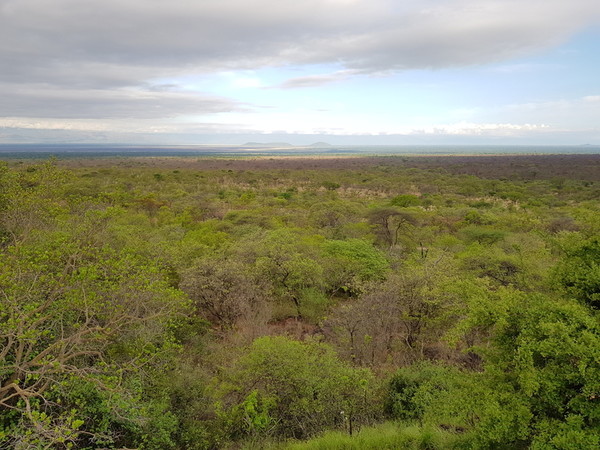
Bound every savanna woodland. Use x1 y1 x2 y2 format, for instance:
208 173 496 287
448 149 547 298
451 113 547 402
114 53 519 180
1 154 599 449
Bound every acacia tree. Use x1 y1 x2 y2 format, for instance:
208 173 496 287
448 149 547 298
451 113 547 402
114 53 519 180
243 229 325 318
367 208 417 250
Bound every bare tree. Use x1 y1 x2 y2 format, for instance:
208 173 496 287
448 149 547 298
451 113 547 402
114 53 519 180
180 258 269 331
326 272 445 368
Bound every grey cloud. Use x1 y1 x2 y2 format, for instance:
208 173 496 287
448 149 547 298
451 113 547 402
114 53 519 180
1 0 599 124
2 0 599 81
0 83 244 119
277 71 354 89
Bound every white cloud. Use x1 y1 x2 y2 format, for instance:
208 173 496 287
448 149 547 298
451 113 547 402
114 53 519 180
491 97 600 129
201 106 553 137
0 118 111 132
423 122 550 136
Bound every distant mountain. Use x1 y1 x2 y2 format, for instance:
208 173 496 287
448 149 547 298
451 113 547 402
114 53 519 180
242 142 294 148
306 142 333 148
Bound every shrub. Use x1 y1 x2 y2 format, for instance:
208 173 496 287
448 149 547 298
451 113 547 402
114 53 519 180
220 336 378 440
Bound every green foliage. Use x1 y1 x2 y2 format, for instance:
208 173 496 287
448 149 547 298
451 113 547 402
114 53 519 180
161 359 213 450
458 243 521 287
296 288 330 322
451 288 600 447
322 181 341 191
281 421 462 450
323 238 389 295
390 194 421 208
554 237 600 309
460 225 505 245
367 207 417 249
1 156 599 448
248 229 326 317
386 363 462 421
308 201 362 237
463 209 494 225
0 163 191 448
0 237 189 447
180 256 268 329
221 336 378 440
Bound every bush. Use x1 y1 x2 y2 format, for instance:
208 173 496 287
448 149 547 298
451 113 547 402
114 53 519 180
386 363 462 421
220 336 379 440
554 237 600 309
323 238 389 295
460 225 505 245
390 195 421 208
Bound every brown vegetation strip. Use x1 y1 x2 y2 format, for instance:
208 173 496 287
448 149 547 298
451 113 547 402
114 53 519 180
56 153 600 181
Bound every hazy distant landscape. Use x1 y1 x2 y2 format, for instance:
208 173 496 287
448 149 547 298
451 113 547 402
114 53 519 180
1 143 599 160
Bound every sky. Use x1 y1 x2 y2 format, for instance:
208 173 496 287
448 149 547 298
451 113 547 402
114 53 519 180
1 0 600 146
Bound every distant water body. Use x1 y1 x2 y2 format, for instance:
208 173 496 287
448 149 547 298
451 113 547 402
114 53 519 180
0 144 598 159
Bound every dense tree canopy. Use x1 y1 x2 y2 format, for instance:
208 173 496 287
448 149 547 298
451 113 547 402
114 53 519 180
1 155 598 448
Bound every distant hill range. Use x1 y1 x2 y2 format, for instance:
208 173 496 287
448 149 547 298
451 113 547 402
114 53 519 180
242 142 294 148
241 142 332 148
306 142 333 148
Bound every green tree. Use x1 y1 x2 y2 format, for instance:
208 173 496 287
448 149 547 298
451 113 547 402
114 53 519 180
554 237 600 309
451 286 600 447
322 238 389 296
247 229 325 318
390 194 421 208
0 236 188 447
220 336 378 440
0 161 71 246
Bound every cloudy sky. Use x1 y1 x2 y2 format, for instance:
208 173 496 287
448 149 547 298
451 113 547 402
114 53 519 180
1 0 599 145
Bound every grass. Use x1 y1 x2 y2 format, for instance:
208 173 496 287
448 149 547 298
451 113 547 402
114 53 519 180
250 421 467 450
